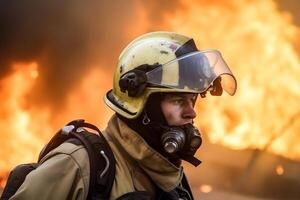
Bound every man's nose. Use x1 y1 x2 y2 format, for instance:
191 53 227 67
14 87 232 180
182 102 197 119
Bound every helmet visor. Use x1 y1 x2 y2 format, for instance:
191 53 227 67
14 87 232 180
146 50 237 95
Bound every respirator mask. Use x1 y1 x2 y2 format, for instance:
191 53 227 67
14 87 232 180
159 123 202 166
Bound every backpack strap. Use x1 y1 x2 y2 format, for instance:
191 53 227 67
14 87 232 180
72 130 116 200
181 173 194 200
38 119 116 200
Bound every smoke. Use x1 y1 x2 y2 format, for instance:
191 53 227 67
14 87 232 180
0 0 181 111
1 0 298 109
275 0 300 53
0 0 128 107
275 0 300 26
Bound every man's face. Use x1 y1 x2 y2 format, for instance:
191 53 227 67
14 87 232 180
160 93 197 126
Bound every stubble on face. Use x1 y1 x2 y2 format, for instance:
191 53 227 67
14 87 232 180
160 93 197 126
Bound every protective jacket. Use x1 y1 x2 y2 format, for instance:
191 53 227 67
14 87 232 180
10 115 187 199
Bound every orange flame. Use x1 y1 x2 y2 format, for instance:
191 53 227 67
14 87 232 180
0 63 113 186
55 66 113 127
276 164 284 175
166 0 300 160
199 184 213 193
0 62 53 186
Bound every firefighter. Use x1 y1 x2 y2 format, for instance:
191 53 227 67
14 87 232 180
102 31 237 199
9 31 236 200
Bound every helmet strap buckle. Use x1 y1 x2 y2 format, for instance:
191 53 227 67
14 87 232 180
142 112 151 125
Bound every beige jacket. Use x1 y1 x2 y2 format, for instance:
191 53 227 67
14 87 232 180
10 115 183 200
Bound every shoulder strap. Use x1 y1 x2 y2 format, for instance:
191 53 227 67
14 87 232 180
72 130 116 200
181 173 194 200
38 119 116 200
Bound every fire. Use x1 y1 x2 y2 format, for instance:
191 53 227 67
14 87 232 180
56 66 113 128
30 69 39 79
199 184 213 193
166 0 300 160
0 63 113 187
0 62 53 187
276 164 284 175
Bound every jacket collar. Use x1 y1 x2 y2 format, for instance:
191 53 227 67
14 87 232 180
105 115 183 191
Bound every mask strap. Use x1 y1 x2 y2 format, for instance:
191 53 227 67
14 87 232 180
180 154 202 167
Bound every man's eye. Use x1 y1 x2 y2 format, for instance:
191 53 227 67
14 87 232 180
174 99 183 104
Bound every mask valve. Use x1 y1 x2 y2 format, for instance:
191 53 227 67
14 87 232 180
160 124 202 166
161 127 185 154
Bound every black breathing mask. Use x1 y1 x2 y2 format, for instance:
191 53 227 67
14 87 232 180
160 123 202 166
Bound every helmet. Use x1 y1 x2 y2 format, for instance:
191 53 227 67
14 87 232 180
104 31 237 119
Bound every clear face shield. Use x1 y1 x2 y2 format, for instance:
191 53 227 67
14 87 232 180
146 50 237 96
